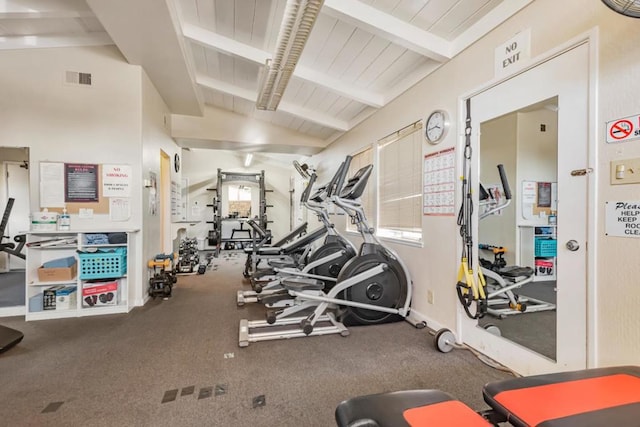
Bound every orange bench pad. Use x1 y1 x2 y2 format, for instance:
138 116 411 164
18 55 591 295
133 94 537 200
403 400 490 426
494 374 640 426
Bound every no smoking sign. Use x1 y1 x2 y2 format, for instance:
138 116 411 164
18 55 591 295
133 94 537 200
606 113 640 143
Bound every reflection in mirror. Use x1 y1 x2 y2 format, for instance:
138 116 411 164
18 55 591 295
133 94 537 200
477 97 558 361
226 184 253 218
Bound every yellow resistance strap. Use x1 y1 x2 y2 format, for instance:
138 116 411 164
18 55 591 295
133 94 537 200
456 258 487 318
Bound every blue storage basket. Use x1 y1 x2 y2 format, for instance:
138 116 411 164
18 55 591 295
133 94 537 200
535 238 557 257
78 248 127 279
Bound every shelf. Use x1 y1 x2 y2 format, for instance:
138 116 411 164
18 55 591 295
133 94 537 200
28 245 78 250
79 243 127 249
25 230 134 321
29 280 78 287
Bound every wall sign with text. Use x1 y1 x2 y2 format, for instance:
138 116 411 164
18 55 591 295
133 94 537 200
65 163 99 203
605 201 640 238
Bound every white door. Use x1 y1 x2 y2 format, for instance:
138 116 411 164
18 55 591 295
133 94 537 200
460 42 591 375
6 162 29 270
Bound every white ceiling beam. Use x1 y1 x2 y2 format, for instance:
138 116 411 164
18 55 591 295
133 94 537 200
0 10 95 19
322 0 452 62
183 23 269 64
294 66 384 108
196 75 350 131
452 0 534 56
183 22 383 108
0 32 112 50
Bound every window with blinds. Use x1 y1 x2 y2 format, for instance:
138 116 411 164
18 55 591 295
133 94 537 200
377 121 423 242
346 146 374 232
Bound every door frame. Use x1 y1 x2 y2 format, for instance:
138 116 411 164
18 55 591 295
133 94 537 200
456 29 599 373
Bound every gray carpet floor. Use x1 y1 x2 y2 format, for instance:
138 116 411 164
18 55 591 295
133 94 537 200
0 251 514 426
479 280 556 360
0 270 25 307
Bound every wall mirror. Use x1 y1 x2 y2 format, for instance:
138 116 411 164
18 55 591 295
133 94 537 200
477 96 559 361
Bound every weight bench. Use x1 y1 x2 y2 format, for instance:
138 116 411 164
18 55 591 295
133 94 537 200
335 366 640 426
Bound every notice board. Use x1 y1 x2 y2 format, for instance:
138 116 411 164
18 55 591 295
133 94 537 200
39 162 122 215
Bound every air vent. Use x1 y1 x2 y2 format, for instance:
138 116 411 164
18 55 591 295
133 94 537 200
65 71 92 86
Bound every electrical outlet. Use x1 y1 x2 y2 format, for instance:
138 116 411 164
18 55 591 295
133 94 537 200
611 158 640 185
427 290 434 304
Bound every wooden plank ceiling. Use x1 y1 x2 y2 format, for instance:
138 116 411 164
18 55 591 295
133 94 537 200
0 0 534 155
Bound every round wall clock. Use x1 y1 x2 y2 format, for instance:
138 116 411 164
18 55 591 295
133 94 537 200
174 153 180 172
425 110 451 144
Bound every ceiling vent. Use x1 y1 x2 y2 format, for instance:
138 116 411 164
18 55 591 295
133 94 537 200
65 71 92 86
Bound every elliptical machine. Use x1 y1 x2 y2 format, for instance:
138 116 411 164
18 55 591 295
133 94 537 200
237 160 357 305
479 164 556 318
239 157 412 346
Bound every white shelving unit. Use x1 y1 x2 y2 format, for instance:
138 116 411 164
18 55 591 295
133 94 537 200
25 229 137 321
519 225 557 282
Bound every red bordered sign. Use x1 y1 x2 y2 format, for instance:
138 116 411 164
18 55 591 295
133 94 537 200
606 114 640 143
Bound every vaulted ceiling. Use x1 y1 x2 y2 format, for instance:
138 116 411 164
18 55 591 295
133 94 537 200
1 0 533 155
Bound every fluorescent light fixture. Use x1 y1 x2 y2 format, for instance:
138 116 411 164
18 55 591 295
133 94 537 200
244 153 254 167
256 0 324 111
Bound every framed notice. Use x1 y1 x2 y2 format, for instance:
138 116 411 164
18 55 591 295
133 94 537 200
65 163 99 202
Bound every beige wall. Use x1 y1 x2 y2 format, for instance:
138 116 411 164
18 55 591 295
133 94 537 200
0 45 179 308
311 0 640 367
141 70 182 281
479 113 517 265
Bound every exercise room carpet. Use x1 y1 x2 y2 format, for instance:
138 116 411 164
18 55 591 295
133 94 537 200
0 252 513 427
0 270 25 307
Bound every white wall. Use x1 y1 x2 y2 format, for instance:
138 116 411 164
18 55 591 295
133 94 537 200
141 70 182 293
479 113 517 265
0 45 161 309
312 0 640 366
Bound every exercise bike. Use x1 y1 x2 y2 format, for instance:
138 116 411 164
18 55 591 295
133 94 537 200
239 157 412 346
479 165 556 318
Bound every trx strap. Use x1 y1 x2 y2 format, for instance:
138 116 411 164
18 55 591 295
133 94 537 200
456 98 487 319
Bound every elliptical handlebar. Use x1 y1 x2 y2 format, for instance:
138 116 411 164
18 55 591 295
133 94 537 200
479 164 512 220
331 155 352 197
300 172 317 204
497 164 511 200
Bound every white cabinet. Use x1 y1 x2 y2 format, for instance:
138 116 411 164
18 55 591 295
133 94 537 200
25 230 137 321
519 225 557 282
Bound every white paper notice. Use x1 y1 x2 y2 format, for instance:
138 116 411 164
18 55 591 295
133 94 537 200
109 198 130 221
78 208 94 219
40 162 65 207
103 164 132 197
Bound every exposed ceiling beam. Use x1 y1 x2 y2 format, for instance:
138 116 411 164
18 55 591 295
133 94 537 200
0 10 95 19
322 0 452 62
87 0 203 116
294 66 384 108
0 32 112 50
196 75 350 131
182 22 383 108
0 1 95 19
175 138 324 156
452 0 535 56
183 23 268 64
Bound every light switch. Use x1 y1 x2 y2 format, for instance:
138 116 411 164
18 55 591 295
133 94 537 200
611 158 640 185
